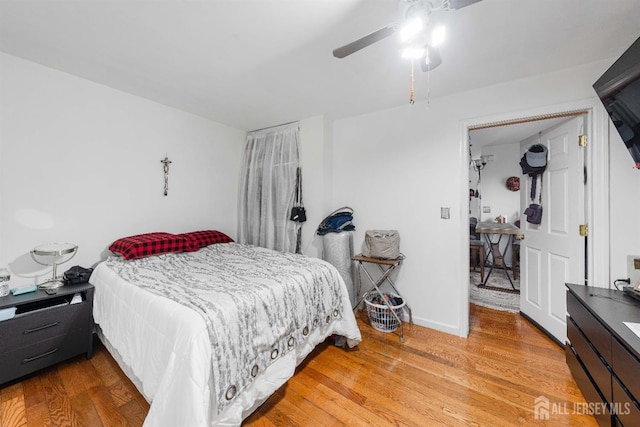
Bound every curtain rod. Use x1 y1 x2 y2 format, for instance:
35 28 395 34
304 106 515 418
249 120 299 133
468 110 587 131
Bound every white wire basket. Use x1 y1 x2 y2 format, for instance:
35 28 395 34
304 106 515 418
364 292 405 333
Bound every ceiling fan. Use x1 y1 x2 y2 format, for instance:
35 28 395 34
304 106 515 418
333 0 482 71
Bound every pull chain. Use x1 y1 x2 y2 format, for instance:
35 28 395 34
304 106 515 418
426 56 430 104
409 59 415 104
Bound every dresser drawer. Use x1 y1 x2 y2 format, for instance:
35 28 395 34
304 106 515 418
612 337 640 403
566 343 611 426
568 316 612 400
0 328 90 384
0 301 90 349
612 375 640 427
568 292 612 362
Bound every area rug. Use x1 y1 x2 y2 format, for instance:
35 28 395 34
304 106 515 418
470 269 520 313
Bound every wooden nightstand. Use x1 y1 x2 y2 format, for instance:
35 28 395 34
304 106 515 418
0 282 94 385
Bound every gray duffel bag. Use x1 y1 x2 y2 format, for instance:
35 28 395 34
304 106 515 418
363 230 400 259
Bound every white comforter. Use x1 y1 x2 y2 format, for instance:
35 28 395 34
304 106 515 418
90 243 361 426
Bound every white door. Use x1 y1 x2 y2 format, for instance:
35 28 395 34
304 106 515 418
519 116 586 343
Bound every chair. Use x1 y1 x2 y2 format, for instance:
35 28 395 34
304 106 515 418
470 239 485 283
512 241 520 280
469 216 485 282
469 217 480 240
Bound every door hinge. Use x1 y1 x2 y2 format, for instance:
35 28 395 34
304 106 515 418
578 134 587 147
579 224 588 237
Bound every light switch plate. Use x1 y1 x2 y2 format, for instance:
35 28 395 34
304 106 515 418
483 206 491 213
441 207 450 219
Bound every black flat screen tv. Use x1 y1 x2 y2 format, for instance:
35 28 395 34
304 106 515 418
593 36 640 169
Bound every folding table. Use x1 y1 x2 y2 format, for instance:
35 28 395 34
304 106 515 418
353 254 412 342
475 222 520 292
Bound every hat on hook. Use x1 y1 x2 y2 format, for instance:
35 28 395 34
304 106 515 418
520 144 548 176
525 144 548 167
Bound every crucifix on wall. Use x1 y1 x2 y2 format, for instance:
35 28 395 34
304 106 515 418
161 155 172 196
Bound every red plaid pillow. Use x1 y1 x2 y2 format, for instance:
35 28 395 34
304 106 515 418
178 230 234 250
109 232 190 260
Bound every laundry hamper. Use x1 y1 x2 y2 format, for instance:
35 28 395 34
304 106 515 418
364 292 405 332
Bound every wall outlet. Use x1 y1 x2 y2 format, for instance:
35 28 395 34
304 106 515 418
483 206 491 213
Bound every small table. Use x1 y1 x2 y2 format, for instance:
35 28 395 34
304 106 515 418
353 254 412 342
475 222 519 291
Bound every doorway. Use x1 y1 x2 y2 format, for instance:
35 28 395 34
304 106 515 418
463 100 608 343
468 116 578 314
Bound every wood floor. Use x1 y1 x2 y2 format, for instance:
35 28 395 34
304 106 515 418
1 304 597 426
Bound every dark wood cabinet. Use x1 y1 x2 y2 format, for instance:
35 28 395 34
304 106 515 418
566 284 640 427
0 283 94 385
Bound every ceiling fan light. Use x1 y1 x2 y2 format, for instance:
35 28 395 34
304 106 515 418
430 25 446 47
401 46 426 59
398 16 424 42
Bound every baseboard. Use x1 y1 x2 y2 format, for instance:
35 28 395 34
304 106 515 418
410 315 467 337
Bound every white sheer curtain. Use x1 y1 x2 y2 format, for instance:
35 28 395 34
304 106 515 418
238 123 300 252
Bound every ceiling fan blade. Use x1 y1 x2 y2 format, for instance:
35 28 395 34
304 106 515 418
332 25 397 58
421 46 442 71
449 0 482 10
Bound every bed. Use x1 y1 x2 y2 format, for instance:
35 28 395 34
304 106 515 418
90 232 361 426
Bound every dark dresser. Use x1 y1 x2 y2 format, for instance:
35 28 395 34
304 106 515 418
566 283 640 426
0 283 94 385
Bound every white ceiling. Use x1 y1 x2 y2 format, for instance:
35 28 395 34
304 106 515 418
1 0 639 131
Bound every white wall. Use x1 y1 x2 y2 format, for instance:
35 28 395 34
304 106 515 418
0 53 245 286
331 59 638 336
478 143 522 224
